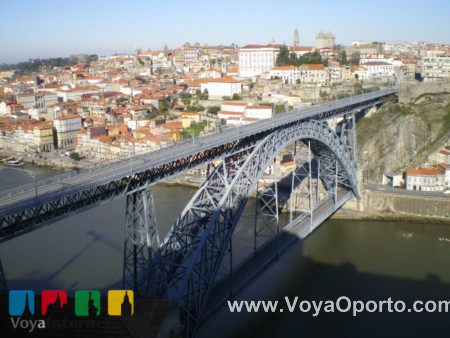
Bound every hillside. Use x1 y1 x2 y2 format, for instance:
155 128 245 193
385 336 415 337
356 92 450 184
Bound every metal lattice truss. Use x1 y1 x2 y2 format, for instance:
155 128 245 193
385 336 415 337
253 174 280 251
150 119 359 335
123 184 160 297
289 141 316 221
0 90 395 241
0 142 244 241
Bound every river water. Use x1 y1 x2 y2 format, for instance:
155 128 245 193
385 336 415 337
1 164 450 337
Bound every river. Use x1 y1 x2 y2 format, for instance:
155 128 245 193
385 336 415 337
1 165 450 337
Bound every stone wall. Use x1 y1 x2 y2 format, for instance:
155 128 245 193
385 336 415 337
398 80 450 104
338 190 450 222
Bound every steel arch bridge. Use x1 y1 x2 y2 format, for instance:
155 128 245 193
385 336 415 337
130 118 360 336
0 89 397 336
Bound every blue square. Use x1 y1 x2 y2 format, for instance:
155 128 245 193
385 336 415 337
9 290 35 316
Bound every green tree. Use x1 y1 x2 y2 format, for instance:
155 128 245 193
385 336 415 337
181 97 191 105
231 93 241 100
69 152 80 161
159 98 169 112
274 104 285 114
208 106 220 115
276 45 291 66
186 105 205 112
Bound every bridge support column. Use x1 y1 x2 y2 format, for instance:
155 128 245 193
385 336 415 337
289 141 315 226
123 184 160 297
0 258 8 291
253 163 279 252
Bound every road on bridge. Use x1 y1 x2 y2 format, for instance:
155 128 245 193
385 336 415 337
201 189 353 322
0 89 396 239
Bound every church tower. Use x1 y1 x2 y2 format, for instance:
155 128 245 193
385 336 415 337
294 28 299 47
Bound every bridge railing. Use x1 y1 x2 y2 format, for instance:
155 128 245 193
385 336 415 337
0 89 396 203
0 169 79 199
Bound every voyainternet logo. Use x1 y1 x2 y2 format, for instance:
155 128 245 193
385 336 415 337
41 290 68 315
108 290 134 316
8 290 45 332
8 288 135 333
75 290 101 317
9 290 35 316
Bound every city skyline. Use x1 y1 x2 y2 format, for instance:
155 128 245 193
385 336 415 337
1 0 450 64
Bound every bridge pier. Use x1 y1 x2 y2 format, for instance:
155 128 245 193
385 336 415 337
123 183 160 297
253 170 280 253
0 258 7 291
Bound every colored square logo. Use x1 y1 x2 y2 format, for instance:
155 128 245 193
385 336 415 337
9 290 35 316
75 290 101 317
107 290 134 316
41 290 68 315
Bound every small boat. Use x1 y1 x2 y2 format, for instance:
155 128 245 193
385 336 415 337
2 156 15 162
3 159 24 167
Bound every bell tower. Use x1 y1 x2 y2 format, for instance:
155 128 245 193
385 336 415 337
294 28 299 47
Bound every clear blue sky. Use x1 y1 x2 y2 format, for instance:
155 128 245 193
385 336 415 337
1 0 449 64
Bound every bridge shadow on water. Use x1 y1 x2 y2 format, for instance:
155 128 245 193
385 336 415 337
2 229 123 293
199 229 450 338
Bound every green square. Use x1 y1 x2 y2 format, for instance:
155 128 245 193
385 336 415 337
74 290 101 316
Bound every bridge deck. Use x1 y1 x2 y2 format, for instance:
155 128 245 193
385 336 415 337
0 89 396 239
201 189 353 321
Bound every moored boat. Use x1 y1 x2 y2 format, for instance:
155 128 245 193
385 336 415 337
3 159 25 167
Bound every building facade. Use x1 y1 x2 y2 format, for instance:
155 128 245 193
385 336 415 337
269 66 300 84
199 77 242 99
405 167 446 191
238 44 283 78
54 114 83 149
316 32 335 49
421 55 450 81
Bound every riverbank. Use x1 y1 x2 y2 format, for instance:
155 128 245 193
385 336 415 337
336 188 450 224
333 207 450 225
0 149 90 170
163 174 450 224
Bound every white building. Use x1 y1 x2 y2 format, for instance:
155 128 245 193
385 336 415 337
54 114 83 149
405 167 446 191
56 86 99 102
298 64 328 84
239 44 283 78
290 46 315 57
218 102 272 126
184 47 200 63
244 105 272 119
199 77 242 99
218 111 244 125
15 91 58 115
382 173 404 187
437 150 450 164
359 53 393 65
363 62 394 78
421 55 450 81
438 163 450 188
221 101 247 113
269 65 300 84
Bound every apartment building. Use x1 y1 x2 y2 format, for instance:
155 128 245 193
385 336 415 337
239 44 283 78
54 114 83 149
269 65 300 84
421 55 450 81
199 77 242 99
404 167 446 191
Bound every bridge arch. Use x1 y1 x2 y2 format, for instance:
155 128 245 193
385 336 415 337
150 119 359 335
